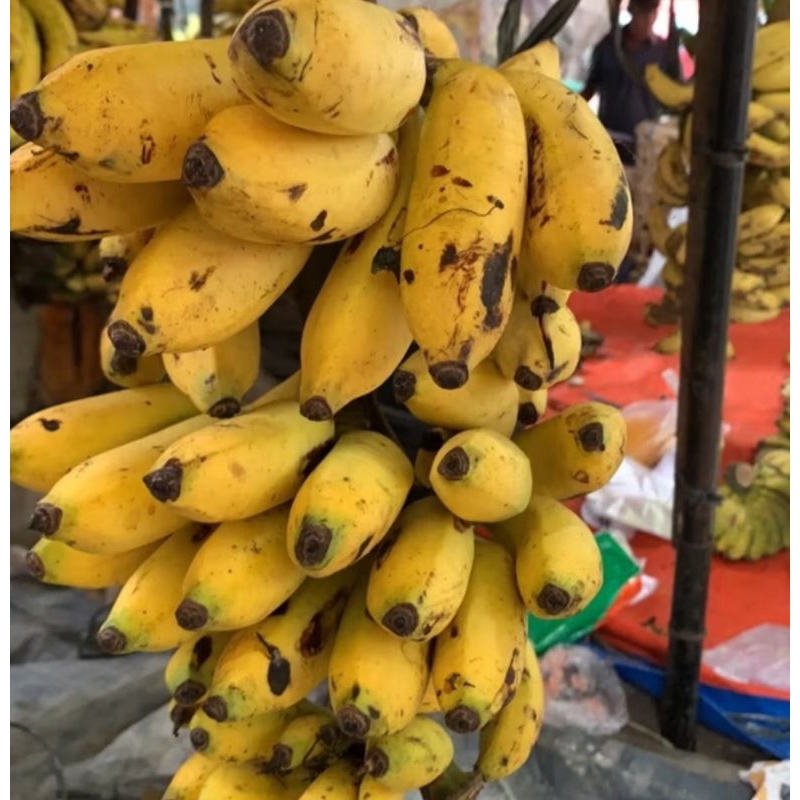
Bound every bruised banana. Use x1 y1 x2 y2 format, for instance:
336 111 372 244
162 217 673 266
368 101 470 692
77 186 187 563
432 537 526 734
504 69 632 292
643 63 693 110
476 639 544 781
176 507 305 632
162 752 217 800
100 332 165 389
96 524 210 654
205 568 356 721
22 0 78 72
25 537 158 590
143 401 335 523
393 350 518 437
164 322 260 418
10 143 188 241
98 230 154 282
287 431 413 577
363 715 453 792
499 40 561 80
107 205 310 357
430 429 532 522
494 495 603 618
513 401 627 500
366 495 475 641
10 38 242 182
398 7 459 58
165 631 233 705
29 415 212 553
414 428 451 489
298 113 420 421
228 0 425 135
401 59 525 389
517 386 548 427
183 104 398 245
10 382 196 493
329 577 429 739
260 709 344 773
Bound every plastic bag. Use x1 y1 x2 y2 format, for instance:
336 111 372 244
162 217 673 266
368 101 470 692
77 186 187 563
621 369 679 468
539 645 628 736
740 761 790 800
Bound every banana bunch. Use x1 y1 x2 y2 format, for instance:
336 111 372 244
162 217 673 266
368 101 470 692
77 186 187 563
10 19 640 797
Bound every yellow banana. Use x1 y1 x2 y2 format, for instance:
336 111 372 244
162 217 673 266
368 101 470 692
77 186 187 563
100 332 166 389
106 206 310 357
494 494 603 618
419 676 441 714
747 100 777 132
432 537 526 734
21 0 78 72
738 203 786 241
164 322 260 418
413 428 451 488
713 487 752 559
516 250 572 313
10 382 197 493
261 709 345 773
643 63 693 109
731 270 767 294
357 777 405 800
366 495 475 641
25 537 158 589
176 508 305 632
504 69 632 291
761 117 790 143
29 415 212 553
143 401 335 523
63 0 108 32
756 90 789 118
96 525 210 654
654 330 681 355
98 230 154 282
10 1 40 107
287 431 413 577
10 38 241 182
165 632 233 705
513 401 627 500
772 284 790 306
657 140 689 198
645 204 674 255
183 104 399 246
730 302 782 323
11 0 24 65
78 22 158 46
228 0 425 135
430 429 532 522
499 40 561 80
300 761 360 800
197 761 310 799
10 143 189 241
393 349 518 437
401 59 525 388
298 115 420 421
363 716 453 791
493 295 581 390
752 51 789 93
748 131 790 168
329 577 429 739
753 20 790 72
163 753 217 800
205 567 357 721
398 7 459 58
476 639 544 781
517 386 548 427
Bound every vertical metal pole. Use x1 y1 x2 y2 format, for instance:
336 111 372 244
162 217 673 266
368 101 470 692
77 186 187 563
659 0 758 750
199 0 214 38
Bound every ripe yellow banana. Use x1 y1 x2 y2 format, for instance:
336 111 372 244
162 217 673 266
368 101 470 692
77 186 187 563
329 577 429 739
197 760 311 799
357 777 405 800
752 52 789 93
747 100 777 132
656 141 689 202
286 431 413 577
761 117 791 143
432 537 526 734
11 0 25 66
504 69 632 292
165 632 233 706
29 415 212 553
366 495 475 641
163 752 217 800
517 386 548 427
98 230 154 282
228 0 425 135
738 203 785 241
164 322 260 418
645 204 674 256
398 7 459 58
363 716 453 791
713 487 752 560
78 21 158 46
414 428 451 488
25 537 158 589
748 131 790 168
106 206 310 357
756 90 789 118
100 332 166 389
513 401 626 499
205 567 357 721
494 494 603 618
10 382 197 493
143 401 335 523
643 63 693 110
301 761 360 800
753 20 790 72
96 525 210 654
499 40 561 80
298 113 420 421
476 639 544 781
10 0 40 114
22 0 78 72
493 295 581 390
261 709 344 773
10 38 242 182
430 428 532 522
10 144 189 241
183 105 398 246
393 350 518 437
176 508 305 632
401 59 525 388
516 249 572 313
419 676 441 714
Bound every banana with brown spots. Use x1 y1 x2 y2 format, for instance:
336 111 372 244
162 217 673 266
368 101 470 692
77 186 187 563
164 632 233 706
100 331 166 389
398 7 460 58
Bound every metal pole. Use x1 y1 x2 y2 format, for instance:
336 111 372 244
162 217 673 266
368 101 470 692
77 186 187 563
659 0 758 750
199 0 214 38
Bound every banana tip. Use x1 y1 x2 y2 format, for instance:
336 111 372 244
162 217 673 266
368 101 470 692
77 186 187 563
10 92 44 141
107 320 146 357
109 349 138 377
24 551 45 580
294 520 333 567
514 366 542 391
96 626 127 654
174 679 207 706
189 727 210 752
429 361 468 390
381 603 419 637
239 9 290 69
577 422 605 452
300 396 333 421
364 747 390 778
536 583 572 615
392 370 417 404
530 295 560 317
437 446 470 480
336 705 371 739
202 695 229 722
577 262 615 292
444 705 480 734
208 397 241 418
182 141 224 189
518 402 539 427
175 598 209 631
261 743 292 773
143 458 184 503
29 503 62 536
100 257 128 283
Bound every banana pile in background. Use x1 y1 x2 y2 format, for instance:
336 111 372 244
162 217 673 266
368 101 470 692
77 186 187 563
9 5 632 797
643 18 790 349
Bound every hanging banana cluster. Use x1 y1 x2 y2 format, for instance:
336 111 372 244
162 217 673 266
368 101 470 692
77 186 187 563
643 19 790 349
10 6 634 796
